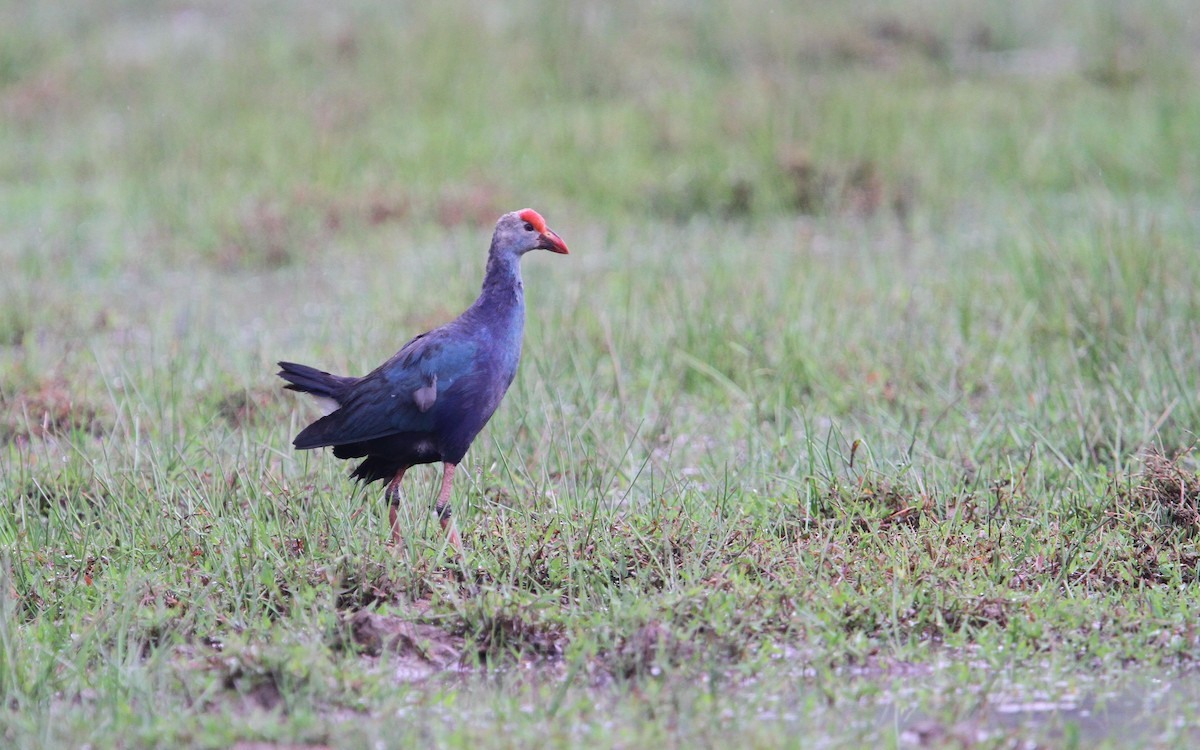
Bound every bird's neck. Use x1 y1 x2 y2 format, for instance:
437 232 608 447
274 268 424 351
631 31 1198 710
480 250 523 302
473 250 525 323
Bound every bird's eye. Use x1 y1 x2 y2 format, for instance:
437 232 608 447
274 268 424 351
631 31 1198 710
523 222 534 232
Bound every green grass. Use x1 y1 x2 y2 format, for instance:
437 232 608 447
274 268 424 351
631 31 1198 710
3 1 1200 747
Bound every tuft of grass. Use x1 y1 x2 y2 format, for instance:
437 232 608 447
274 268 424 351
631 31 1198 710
1124 449 1200 540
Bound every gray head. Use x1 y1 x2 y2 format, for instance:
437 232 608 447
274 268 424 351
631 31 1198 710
490 208 569 257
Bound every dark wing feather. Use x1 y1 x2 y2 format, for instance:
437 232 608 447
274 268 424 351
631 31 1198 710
291 329 479 449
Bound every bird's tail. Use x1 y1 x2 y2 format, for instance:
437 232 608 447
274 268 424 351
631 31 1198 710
277 361 353 399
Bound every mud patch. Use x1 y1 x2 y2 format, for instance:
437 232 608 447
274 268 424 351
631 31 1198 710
347 610 464 682
0 377 108 443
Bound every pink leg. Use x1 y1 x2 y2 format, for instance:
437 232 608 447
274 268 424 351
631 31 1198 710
435 463 464 554
385 466 409 548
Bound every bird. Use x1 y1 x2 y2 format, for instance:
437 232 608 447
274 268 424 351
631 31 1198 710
278 208 569 553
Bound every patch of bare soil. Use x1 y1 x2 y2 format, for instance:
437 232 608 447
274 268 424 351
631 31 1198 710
347 610 464 682
0 377 108 443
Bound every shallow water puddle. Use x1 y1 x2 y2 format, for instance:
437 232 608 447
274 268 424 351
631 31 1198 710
363 645 1200 747
873 664 1200 746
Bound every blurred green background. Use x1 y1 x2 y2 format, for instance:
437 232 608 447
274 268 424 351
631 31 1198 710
4 0 1197 269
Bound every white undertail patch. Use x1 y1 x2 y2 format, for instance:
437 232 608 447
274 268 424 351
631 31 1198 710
313 396 341 415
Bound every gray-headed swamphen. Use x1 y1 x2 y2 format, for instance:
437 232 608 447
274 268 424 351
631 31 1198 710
278 209 569 552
